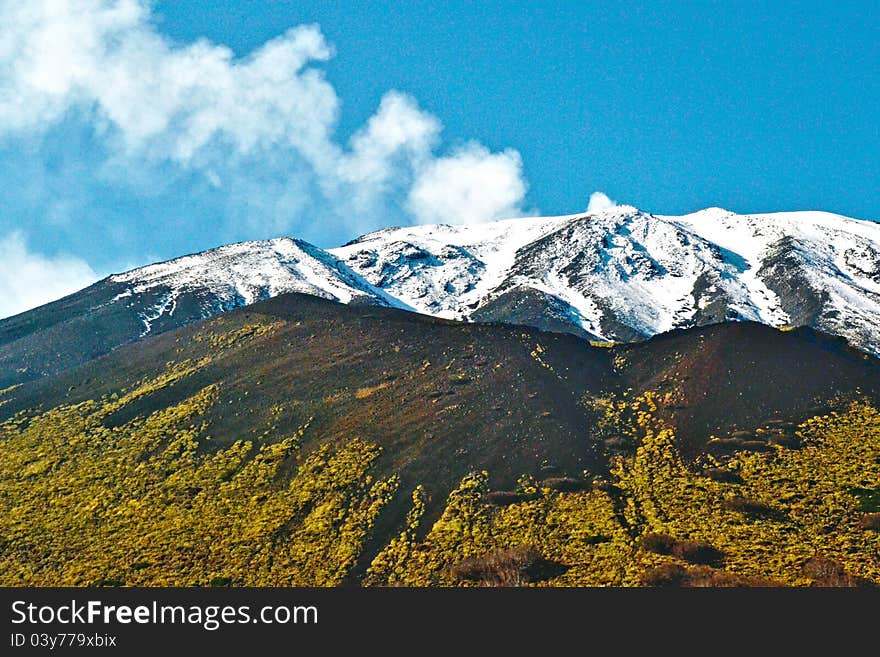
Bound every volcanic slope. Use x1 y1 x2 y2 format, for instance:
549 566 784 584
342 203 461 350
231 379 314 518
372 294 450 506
1 294 878 586
0 238 396 388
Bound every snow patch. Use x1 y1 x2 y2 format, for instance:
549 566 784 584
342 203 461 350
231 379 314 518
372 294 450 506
94 205 880 355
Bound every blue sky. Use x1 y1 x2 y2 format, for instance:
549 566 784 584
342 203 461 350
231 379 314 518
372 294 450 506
0 0 877 317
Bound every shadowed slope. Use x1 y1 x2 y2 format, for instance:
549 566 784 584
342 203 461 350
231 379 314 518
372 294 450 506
614 321 878 454
3 293 611 494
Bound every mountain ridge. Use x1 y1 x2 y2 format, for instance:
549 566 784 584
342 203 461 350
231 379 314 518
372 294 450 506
332 206 880 351
0 237 399 387
3 205 880 387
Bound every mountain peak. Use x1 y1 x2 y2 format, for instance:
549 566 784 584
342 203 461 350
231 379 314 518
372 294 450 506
109 236 396 315
333 206 880 353
4 205 880 388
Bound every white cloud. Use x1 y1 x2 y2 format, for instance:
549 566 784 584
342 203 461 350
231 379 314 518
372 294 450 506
0 1 536 314
341 92 440 186
0 2 338 162
0 232 98 318
408 143 526 225
0 1 528 234
586 191 617 213
336 91 440 212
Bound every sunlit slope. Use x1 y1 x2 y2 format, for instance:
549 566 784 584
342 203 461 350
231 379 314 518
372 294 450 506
1 293 878 586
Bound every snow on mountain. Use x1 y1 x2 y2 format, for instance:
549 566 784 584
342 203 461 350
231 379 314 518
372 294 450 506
330 206 880 353
671 207 880 353
331 214 579 319
11 206 880 359
110 237 402 335
9 205 878 391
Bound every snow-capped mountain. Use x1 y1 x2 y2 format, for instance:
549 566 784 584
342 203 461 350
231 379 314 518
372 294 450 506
4 204 880 389
0 237 398 387
108 237 402 335
331 206 880 353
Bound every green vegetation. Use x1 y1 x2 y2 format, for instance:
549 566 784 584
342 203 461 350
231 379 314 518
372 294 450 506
0 326 398 586
1 322 878 586
588 340 617 348
366 472 632 586
367 396 880 586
